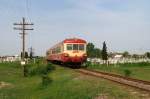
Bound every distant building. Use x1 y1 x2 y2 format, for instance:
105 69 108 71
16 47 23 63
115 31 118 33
0 55 21 63
114 54 123 59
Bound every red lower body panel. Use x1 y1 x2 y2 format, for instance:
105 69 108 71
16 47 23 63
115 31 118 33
62 56 87 63
47 54 87 64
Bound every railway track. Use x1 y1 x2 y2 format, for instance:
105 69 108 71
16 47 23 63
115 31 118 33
77 68 150 92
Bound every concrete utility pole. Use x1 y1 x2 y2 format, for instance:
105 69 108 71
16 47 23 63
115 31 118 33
14 17 34 61
14 17 34 77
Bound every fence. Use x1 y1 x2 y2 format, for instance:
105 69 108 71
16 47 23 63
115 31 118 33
87 58 150 64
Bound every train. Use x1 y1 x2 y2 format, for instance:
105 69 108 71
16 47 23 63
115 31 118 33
46 38 87 66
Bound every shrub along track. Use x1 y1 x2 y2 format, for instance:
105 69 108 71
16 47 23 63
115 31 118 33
76 68 150 92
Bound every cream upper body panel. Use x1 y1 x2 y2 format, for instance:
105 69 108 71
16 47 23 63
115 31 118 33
63 43 86 57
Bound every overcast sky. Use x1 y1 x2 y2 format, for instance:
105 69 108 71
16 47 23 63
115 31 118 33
0 0 150 56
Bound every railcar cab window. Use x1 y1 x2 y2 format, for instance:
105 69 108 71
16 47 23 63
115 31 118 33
67 44 72 50
67 44 85 51
79 44 84 50
73 44 78 50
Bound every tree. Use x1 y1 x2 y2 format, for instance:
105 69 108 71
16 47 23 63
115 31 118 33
30 51 33 59
25 52 28 58
132 54 139 59
145 52 150 59
21 51 28 59
94 48 102 58
86 43 95 58
101 41 108 61
123 51 129 58
86 43 101 58
29 47 34 59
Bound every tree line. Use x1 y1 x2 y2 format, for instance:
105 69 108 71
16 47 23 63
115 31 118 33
86 42 150 60
21 51 34 59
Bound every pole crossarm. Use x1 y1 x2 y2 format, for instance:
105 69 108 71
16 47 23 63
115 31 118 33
14 27 34 30
14 23 34 25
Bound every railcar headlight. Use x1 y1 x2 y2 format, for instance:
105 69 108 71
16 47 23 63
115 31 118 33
64 53 69 57
83 54 87 57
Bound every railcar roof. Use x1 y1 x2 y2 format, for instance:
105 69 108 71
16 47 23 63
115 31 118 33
48 38 86 50
63 38 86 43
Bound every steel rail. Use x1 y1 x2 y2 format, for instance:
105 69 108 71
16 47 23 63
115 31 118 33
77 68 150 92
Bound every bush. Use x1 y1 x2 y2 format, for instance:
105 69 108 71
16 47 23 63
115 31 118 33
28 63 55 76
29 65 46 76
41 74 52 86
124 69 132 77
85 61 92 67
23 65 29 77
46 62 55 72
27 62 54 87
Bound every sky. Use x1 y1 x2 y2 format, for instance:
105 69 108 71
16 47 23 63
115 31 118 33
0 0 150 56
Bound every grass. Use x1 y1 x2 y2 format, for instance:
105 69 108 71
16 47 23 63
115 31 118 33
87 62 150 81
0 62 148 99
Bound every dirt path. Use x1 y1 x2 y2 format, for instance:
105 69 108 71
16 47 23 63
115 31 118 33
0 81 12 89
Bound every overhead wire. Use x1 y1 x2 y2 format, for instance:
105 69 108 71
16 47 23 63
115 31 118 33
25 0 32 23
25 0 35 54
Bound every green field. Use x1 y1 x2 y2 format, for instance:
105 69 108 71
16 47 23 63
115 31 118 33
0 62 149 99
87 62 150 81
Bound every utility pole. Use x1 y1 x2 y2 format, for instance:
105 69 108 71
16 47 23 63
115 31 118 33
14 17 34 77
14 17 34 61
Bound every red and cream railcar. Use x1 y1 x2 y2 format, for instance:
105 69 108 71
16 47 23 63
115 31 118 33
46 38 87 65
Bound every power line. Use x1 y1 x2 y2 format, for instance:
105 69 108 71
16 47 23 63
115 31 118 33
25 0 34 50
25 0 32 23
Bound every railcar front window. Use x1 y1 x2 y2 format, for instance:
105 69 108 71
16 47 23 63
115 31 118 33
67 44 72 50
79 44 84 50
73 44 78 50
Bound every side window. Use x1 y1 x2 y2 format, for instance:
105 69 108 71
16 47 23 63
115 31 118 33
52 49 55 54
56 47 61 53
46 51 49 55
67 44 72 50
73 44 78 50
79 44 84 50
